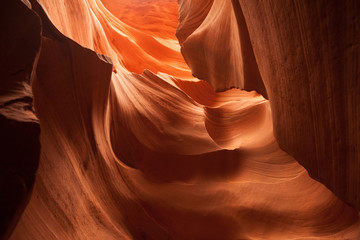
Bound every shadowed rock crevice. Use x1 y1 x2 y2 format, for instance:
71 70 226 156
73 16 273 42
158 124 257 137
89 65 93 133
0 0 41 238
1 0 359 239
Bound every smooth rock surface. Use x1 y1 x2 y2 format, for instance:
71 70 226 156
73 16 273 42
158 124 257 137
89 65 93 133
0 1 41 238
3 0 360 239
177 0 360 211
238 0 360 210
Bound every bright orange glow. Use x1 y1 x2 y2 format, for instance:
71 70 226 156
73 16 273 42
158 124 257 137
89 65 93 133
7 0 360 239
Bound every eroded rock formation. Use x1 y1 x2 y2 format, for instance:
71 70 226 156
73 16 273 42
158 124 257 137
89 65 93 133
177 0 360 210
0 1 40 238
1 0 359 239
239 0 360 211
176 0 268 97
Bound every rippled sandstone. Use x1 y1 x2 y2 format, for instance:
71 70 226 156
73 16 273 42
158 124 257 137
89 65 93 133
1 0 359 239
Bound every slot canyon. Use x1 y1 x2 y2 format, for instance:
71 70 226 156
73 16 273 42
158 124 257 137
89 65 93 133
0 0 359 239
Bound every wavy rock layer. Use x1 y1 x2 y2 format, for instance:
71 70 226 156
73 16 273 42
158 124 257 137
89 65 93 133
176 0 267 97
239 0 360 210
0 1 40 238
6 0 360 239
178 0 360 211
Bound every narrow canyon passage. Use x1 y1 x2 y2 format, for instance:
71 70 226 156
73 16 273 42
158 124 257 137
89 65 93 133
2 0 359 239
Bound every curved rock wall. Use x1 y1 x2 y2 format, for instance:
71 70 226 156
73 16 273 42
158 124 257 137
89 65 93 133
237 0 360 210
178 0 360 210
0 1 41 238
1 0 359 239
176 0 268 97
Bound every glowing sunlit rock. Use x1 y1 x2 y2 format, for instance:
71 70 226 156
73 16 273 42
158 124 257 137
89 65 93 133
1 0 358 239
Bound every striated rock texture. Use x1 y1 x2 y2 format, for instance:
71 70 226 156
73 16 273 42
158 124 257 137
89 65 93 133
1 0 359 239
176 0 268 97
0 0 41 239
177 0 360 210
238 0 360 211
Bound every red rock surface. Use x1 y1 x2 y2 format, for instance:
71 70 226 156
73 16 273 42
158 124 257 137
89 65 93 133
176 0 268 97
0 1 40 238
177 0 360 211
1 0 359 239
238 0 360 211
